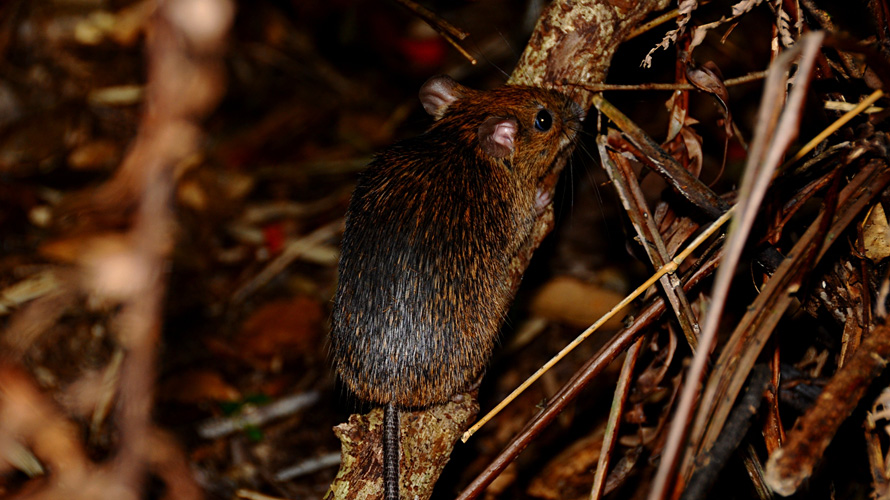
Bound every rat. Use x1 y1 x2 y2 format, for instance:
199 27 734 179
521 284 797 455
330 75 582 499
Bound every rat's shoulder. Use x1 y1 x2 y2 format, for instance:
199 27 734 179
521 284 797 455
361 131 462 180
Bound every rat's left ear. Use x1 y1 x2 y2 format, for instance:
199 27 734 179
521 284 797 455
419 75 467 121
478 116 517 159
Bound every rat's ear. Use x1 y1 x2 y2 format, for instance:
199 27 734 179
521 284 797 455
478 116 517 159
419 75 466 120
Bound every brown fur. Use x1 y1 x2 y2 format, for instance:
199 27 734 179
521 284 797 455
331 76 582 409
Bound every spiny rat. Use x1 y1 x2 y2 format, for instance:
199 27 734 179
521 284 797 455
330 75 582 499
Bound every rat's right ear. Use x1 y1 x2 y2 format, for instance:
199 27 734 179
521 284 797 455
419 75 466 120
477 116 517 159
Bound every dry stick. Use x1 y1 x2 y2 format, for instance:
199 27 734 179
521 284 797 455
1 286 74 358
591 337 645 500
330 396 479 499
275 451 342 482
390 0 478 65
114 149 171 500
461 206 735 443
626 8 684 40
506 0 671 91
236 490 288 500
112 1 233 496
574 71 768 92
647 32 826 500
863 393 890 495
680 365 771 500
773 146 849 232
742 443 773 500
600 138 701 350
0 270 60 316
91 350 123 444
763 349 786 454
198 391 322 440
455 247 725 500
391 0 469 40
765 316 890 495
824 100 884 113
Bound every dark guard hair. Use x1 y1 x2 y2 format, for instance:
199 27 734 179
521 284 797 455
330 75 581 499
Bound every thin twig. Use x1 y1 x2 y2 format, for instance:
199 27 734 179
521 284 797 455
591 337 644 499
275 452 342 481
392 0 468 39
198 391 321 439
626 8 684 40
784 89 885 166
570 70 768 92
391 0 477 65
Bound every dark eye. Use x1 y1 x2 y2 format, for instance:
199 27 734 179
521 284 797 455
534 109 553 132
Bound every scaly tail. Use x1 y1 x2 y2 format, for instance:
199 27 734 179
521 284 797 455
383 402 400 500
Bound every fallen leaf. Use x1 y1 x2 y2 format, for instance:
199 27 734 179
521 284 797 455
527 423 605 499
233 296 324 366
529 276 627 330
159 369 241 404
862 203 890 262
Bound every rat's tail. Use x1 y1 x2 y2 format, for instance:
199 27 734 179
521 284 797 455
383 402 400 500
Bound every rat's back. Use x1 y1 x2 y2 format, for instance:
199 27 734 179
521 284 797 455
330 135 530 408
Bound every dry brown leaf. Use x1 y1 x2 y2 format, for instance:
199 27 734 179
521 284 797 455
233 295 324 365
159 369 242 404
527 423 606 499
67 139 121 171
528 276 627 330
862 203 890 262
